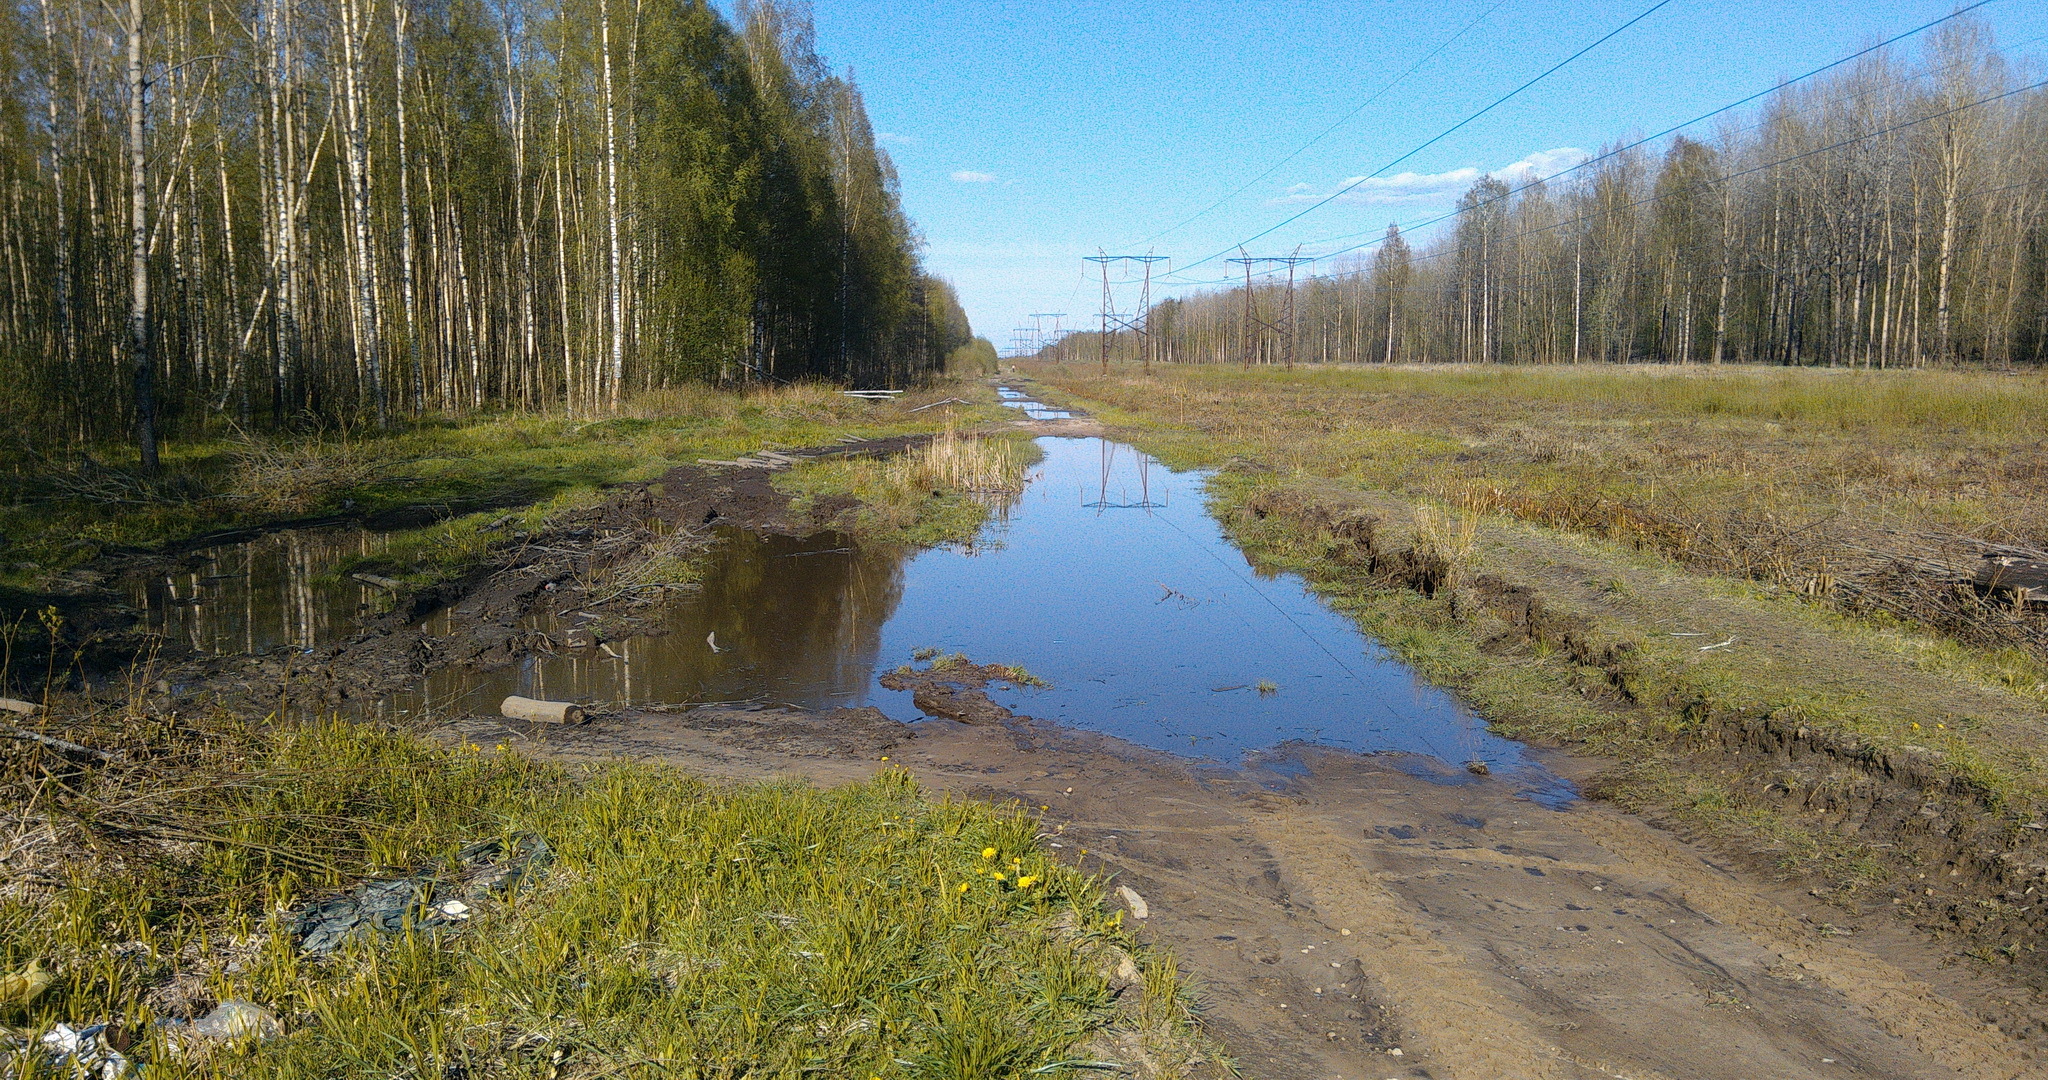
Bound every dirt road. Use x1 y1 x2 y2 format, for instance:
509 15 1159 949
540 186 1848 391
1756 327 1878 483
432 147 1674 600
443 694 2045 1080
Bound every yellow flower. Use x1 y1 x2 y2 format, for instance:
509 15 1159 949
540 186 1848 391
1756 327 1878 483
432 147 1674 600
957 882 970 894
1911 722 1922 730
1017 875 1040 888
1011 856 1022 866
982 847 997 860
880 756 889 761
992 872 1006 882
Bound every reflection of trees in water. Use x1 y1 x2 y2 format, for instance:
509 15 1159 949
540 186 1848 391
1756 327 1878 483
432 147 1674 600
645 529 908 705
498 528 912 708
130 527 386 654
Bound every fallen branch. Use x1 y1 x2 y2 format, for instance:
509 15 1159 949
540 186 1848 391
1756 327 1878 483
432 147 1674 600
2 727 120 763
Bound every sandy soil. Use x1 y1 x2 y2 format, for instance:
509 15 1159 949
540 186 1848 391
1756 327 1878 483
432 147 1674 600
440 682 2045 1080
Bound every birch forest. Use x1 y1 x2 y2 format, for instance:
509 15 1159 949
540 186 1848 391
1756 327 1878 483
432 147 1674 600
1116 22 2048 371
0 0 970 462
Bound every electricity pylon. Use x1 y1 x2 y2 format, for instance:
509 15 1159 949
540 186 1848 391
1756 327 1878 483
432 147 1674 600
1085 254 1170 375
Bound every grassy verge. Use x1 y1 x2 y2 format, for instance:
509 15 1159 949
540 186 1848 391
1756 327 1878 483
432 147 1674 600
0 383 1015 595
1022 362 2048 937
1022 362 2048 672
1 714 1204 1078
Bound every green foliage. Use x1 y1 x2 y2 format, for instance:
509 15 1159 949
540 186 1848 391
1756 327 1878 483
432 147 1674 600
948 337 1001 377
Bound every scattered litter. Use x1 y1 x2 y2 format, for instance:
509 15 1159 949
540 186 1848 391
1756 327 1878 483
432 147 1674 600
840 389 903 399
348 571 403 591
292 836 549 953
161 1000 282 1046
0 697 42 716
706 631 723 654
1699 636 1738 651
1209 685 1247 693
31 1023 131 1079
0 959 53 1011
599 641 624 659
1116 885 1150 920
909 397 971 412
1464 760 1491 776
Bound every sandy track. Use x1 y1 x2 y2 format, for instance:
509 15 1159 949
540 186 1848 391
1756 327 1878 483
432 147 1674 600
445 702 2044 1079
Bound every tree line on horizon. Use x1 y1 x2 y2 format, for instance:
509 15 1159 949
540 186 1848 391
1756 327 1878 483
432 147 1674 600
1054 21 2047 372
0 0 972 463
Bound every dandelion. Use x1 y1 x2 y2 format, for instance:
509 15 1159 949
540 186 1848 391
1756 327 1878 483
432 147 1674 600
1911 722 1922 730
957 882 970 894
982 847 997 860
992 872 1006 882
1017 875 1040 888
880 756 889 762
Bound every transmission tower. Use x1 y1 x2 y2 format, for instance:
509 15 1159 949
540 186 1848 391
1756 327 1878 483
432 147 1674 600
1027 313 1066 359
1084 254 1171 375
1228 251 1313 369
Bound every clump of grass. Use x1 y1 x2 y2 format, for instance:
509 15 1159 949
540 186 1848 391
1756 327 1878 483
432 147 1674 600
1412 505 1480 590
223 431 389 517
911 427 1029 494
1254 680 1279 696
1 717 1203 1078
994 664 1049 689
778 433 1037 546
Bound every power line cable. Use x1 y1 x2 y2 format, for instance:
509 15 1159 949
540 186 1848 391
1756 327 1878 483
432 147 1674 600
1327 73 2048 268
1133 0 1515 249
1172 0 1679 279
1284 0 2006 262
1147 0 2013 295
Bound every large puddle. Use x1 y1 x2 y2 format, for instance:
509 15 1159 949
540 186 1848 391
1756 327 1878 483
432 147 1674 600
372 390 1574 804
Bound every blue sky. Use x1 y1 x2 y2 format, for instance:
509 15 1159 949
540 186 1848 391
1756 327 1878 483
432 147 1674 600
791 0 2048 350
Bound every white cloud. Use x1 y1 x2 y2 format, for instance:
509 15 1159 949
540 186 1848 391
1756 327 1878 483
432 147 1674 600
1495 146 1590 184
1269 147 1590 206
950 170 997 184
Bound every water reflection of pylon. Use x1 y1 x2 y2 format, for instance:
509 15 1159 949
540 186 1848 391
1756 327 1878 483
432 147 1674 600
1082 441 1166 510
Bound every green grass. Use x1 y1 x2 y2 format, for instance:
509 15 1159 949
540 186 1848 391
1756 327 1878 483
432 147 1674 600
0 383 1018 612
1 718 1199 1078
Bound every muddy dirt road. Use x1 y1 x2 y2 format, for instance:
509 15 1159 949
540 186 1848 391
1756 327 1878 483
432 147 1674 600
444 691 2042 1080
103 389 2047 1078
